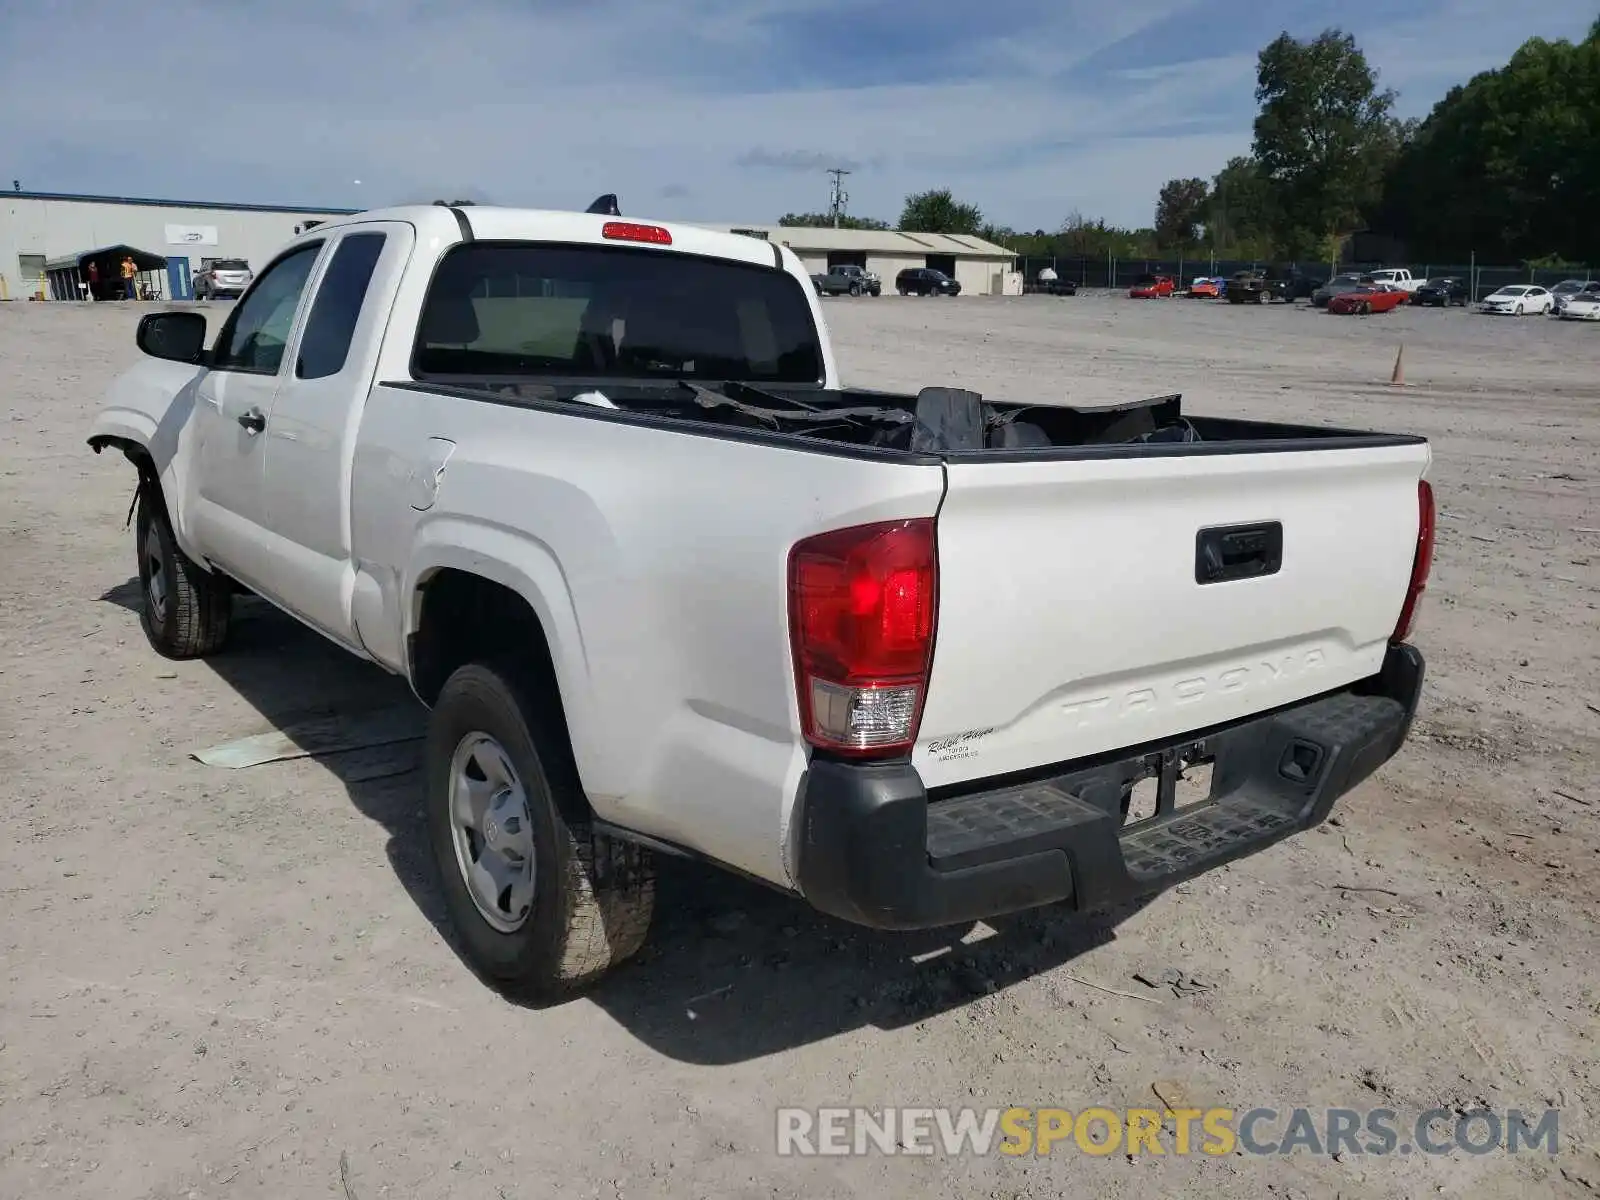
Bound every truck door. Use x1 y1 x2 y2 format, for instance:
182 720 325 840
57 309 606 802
255 221 415 641
189 240 326 589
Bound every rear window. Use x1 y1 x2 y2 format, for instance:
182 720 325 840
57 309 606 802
412 242 823 383
212 259 249 271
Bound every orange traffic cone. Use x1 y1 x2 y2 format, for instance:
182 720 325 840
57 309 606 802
1390 343 1405 386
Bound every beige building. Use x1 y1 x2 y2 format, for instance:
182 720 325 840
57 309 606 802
1 190 356 301
700 223 1018 295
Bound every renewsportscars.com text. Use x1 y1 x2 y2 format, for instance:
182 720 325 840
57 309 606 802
775 1106 1560 1158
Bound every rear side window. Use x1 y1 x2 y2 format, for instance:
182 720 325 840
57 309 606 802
412 242 823 383
296 232 387 379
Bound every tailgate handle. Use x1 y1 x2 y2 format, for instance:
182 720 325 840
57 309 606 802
1195 521 1283 584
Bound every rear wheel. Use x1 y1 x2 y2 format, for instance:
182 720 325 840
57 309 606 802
135 489 231 658
426 663 654 999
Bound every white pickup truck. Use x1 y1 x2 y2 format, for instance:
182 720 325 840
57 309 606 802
1367 268 1422 294
89 199 1435 998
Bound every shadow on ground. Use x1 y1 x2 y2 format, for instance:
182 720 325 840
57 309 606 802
101 582 1157 1065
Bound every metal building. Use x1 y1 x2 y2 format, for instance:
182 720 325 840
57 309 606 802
0 190 357 301
700 223 1018 295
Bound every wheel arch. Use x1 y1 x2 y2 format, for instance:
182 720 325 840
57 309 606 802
89 433 171 528
406 555 597 822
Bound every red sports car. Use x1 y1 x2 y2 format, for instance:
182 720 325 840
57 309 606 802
1327 285 1408 315
1129 273 1175 298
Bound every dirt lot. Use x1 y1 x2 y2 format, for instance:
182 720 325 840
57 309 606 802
2 294 1597 1199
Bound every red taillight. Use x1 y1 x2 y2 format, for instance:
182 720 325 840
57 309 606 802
602 221 672 246
1392 480 1435 643
788 518 937 757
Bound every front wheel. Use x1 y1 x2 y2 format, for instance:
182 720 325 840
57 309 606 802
849 282 861 296
135 489 231 658
426 664 654 999
1515 303 1524 315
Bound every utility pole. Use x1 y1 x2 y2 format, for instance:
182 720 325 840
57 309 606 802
826 167 851 228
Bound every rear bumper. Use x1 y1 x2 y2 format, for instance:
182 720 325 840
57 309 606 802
795 644 1424 930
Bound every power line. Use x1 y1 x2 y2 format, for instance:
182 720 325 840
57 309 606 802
826 167 851 228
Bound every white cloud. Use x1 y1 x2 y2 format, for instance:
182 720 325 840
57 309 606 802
0 0 1587 229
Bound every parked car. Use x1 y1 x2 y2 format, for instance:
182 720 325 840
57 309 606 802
1557 293 1600 322
192 259 253 300
89 198 1434 998
1187 277 1221 299
1327 285 1409 315
1129 273 1175 298
896 267 960 296
1479 285 1552 316
1366 268 1422 295
1550 279 1600 315
1413 277 1469 307
1039 277 1078 296
811 264 881 297
1228 267 1320 304
1311 274 1377 308
1227 270 1272 304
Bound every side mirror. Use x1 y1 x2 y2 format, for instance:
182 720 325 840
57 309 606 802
136 311 208 364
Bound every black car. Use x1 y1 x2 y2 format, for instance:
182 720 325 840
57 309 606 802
895 268 961 296
1228 266 1323 304
1414 277 1469 307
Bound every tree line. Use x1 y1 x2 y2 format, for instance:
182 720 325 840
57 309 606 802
780 19 1599 267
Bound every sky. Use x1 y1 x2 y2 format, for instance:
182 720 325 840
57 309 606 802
1 0 1594 231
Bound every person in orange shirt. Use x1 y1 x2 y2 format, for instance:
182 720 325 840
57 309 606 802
120 254 137 300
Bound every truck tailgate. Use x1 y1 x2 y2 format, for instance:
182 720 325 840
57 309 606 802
914 442 1431 788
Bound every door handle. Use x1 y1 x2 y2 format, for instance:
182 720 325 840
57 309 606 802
1195 521 1283 584
237 408 266 434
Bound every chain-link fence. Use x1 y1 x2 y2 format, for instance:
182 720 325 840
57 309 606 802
1016 256 1594 300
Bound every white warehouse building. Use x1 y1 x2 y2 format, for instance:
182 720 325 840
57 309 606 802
0 190 356 301
700 223 1018 295
1 190 1019 301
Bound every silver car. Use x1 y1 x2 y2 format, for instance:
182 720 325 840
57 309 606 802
194 258 253 300
1550 279 1600 314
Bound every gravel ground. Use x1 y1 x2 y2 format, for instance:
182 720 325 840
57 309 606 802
2 293 1597 1199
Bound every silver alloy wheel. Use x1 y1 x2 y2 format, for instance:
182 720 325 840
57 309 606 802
448 732 537 933
143 522 169 624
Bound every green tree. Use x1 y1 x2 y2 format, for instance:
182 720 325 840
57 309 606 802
1205 157 1278 257
1153 178 1210 249
777 212 891 230
1378 24 1600 263
1252 29 1406 257
898 189 984 234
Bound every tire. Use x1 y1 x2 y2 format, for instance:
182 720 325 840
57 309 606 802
1515 303 1523 316
1254 290 1265 305
1359 301 1372 316
135 489 231 659
426 663 654 999
849 283 861 297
